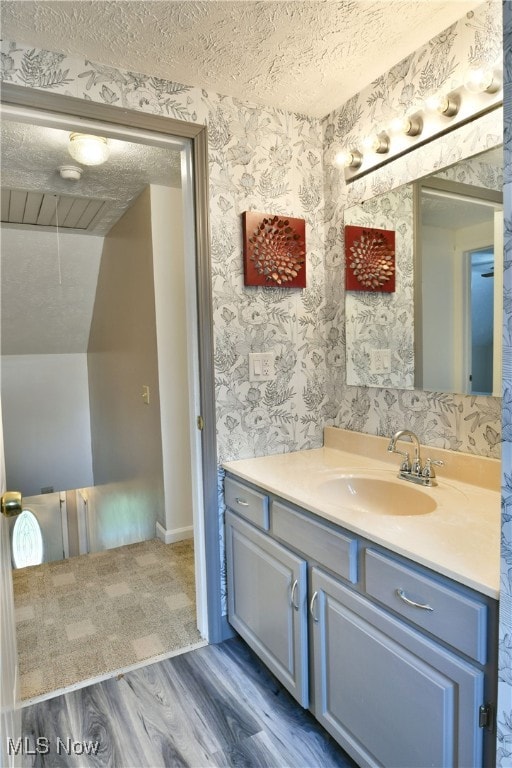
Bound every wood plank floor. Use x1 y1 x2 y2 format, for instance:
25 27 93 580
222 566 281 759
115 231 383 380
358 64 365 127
19 637 357 767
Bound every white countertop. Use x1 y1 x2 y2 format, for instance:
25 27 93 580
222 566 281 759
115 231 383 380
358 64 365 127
223 429 501 599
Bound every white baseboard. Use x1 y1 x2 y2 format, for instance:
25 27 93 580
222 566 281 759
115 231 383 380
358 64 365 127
156 521 194 544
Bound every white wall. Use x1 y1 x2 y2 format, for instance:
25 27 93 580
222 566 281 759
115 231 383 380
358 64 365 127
150 185 193 542
421 226 457 392
421 219 495 394
1 354 93 496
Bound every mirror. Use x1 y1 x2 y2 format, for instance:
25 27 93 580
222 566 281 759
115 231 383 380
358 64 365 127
344 145 503 394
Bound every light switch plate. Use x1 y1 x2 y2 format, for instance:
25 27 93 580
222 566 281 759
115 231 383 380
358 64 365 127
249 352 274 382
370 349 391 374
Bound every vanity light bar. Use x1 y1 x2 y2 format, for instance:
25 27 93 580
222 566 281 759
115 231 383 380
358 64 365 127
340 74 502 183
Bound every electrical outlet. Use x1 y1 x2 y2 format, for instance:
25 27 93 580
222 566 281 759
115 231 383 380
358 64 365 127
249 352 274 382
370 348 391 374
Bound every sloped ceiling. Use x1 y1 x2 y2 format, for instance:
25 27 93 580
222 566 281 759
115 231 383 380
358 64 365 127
1 227 104 355
0 0 484 119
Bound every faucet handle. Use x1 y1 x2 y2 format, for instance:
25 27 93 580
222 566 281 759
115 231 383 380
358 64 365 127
396 450 411 473
422 458 444 480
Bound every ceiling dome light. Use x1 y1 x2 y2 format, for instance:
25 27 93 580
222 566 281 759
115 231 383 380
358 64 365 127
464 67 500 94
68 133 110 166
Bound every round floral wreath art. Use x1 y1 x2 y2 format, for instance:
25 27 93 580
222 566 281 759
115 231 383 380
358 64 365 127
248 215 306 286
348 228 395 291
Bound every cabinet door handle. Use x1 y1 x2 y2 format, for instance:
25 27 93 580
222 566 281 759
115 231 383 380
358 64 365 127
310 591 319 623
235 497 249 506
290 579 299 611
396 588 433 612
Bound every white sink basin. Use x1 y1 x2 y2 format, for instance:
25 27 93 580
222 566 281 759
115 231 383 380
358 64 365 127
313 472 438 516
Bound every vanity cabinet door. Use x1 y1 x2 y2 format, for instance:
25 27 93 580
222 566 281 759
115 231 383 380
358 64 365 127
225 510 309 707
311 567 484 768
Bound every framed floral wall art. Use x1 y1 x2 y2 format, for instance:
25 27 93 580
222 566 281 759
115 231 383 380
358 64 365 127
345 225 396 292
242 211 306 288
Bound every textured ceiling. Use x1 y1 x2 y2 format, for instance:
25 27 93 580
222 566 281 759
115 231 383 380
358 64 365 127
422 191 499 229
1 120 182 235
0 0 484 118
1 227 103 355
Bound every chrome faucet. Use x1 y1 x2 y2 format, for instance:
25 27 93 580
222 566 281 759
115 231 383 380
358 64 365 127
387 430 443 486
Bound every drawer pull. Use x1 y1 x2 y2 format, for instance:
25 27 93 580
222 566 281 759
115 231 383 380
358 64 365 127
396 588 433 612
235 497 249 507
290 579 299 611
310 591 319 623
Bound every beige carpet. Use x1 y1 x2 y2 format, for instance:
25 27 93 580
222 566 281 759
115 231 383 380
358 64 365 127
12 538 203 701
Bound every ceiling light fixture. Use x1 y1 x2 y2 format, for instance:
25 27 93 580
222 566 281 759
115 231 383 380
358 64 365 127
343 64 502 183
68 133 110 166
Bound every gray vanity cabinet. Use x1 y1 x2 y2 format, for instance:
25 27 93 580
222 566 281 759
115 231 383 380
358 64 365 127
225 509 309 706
224 474 496 768
311 567 484 768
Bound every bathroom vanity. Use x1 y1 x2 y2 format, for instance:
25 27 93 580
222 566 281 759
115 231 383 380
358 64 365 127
223 428 500 768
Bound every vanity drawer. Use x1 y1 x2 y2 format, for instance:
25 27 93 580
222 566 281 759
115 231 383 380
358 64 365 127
224 477 269 530
364 549 487 663
271 501 357 583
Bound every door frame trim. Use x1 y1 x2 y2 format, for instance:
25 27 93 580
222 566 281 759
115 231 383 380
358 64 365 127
0 82 224 642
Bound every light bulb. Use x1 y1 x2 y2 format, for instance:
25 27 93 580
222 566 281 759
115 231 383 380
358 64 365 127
389 115 423 137
68 133 110 166
464 67 500 94
425 93 459 117
362 133 389 154
331 147 362 169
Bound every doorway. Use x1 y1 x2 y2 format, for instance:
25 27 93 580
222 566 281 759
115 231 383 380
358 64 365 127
467 247 495 395
0 84 221 714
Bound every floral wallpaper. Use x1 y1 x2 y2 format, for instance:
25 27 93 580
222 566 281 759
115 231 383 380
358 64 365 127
1 2 503 465
0 40 327 464
344 184 414 389
322 0 503 459
498 1 512 761
1 0 511 751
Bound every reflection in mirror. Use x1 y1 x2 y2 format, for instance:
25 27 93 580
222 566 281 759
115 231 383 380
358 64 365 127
415 165 503 396
344 145 503 395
